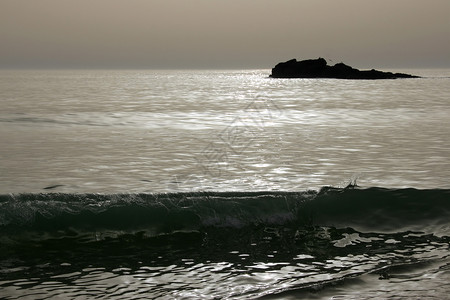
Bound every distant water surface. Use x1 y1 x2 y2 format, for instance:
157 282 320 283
0 69 449 193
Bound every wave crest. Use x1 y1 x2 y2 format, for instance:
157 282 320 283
1 187 449 245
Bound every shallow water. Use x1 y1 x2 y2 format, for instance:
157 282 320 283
0 69 449 299
1 189 449 299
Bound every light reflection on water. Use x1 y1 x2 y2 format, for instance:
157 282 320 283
0 69 449 193
2 250 448 299
0 224 449 299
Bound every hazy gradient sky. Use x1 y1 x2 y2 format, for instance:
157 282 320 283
1 0 449 69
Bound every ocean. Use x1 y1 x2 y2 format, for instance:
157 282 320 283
0 69 449 299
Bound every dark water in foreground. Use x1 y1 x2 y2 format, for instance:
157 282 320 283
1 187 449 299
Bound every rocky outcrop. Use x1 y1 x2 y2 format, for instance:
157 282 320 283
270 58 419 79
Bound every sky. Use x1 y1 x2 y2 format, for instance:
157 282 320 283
1 0 449 69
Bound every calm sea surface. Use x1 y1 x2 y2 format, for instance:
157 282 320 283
0 69 449 193
0 69 449 299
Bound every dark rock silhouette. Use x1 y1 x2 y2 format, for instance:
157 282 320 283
270 58 419 79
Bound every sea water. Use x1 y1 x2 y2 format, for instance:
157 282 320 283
0 69 449 299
